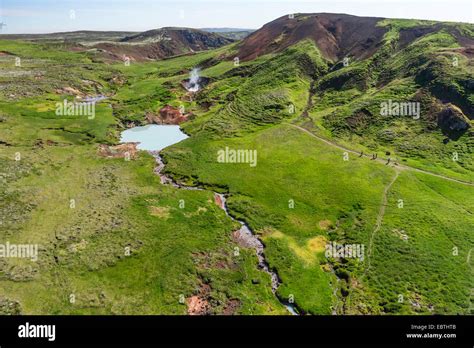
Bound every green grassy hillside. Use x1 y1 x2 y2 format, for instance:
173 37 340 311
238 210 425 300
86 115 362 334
0 14 472 315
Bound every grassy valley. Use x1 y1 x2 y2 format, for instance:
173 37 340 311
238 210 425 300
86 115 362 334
0 13 472 315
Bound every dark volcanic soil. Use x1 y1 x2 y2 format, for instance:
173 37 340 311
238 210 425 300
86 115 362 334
238 13 387 62
237 13 474 62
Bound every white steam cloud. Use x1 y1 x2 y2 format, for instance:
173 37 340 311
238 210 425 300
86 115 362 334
186 68 200 92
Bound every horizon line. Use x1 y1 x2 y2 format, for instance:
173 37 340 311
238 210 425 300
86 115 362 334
1 11 473 35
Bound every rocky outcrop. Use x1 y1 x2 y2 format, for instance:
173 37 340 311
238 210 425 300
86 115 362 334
0 296 21 315
98 143 139 159
55 86 85 97
146 105 190 125
437 104 471 139
186 283 212 315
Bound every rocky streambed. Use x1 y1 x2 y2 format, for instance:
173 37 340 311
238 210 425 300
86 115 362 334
151 151 299 315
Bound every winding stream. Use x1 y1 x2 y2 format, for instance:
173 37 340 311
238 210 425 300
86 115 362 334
151 152 299 315
214 193 280 292
120 124 298 314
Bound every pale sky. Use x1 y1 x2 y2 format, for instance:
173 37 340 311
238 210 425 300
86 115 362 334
0 0 472 34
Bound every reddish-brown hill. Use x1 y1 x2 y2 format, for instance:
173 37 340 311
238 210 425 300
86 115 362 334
238 13 474 63
238 13 388 61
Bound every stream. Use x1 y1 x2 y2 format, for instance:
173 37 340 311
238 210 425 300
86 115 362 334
150 151 299 315
120 122 298 314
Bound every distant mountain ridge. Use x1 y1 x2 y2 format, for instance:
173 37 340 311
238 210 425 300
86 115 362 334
201 28 255 40
119 27 231 45
0 31 138 42
201 28 255 33
93 27 233 61
0 27 234 62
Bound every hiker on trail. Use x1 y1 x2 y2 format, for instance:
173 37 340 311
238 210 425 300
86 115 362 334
386 158 391 165
360 151 364 157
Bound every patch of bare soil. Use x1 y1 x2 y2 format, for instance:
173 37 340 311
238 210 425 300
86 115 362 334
34 139 59 148
398 25 440 49
186 296 210 315
98 143 139 159
222 299 241 315
186 283 212 315
214 193 224 209
318 220 332 231
55 86 86 98
146 105 190 125
148 206 171 219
